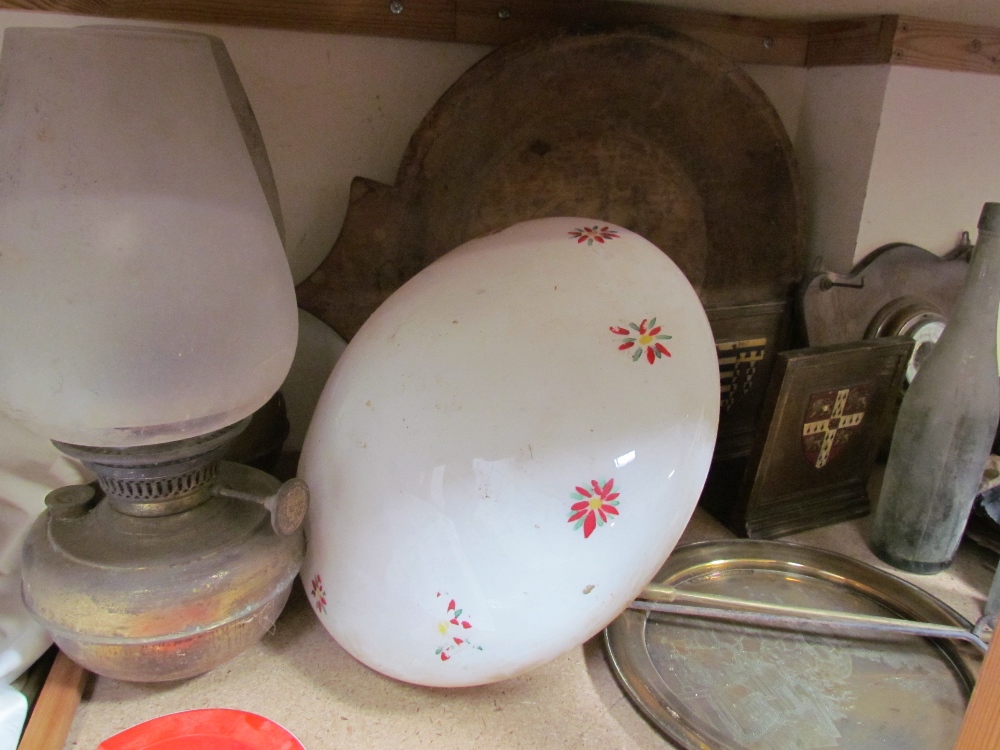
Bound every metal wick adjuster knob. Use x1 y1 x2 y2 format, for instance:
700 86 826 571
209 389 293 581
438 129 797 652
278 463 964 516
214 473 309 536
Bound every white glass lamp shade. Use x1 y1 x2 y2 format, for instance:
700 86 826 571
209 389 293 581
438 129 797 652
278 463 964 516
0 27 297 447
300 218 720 687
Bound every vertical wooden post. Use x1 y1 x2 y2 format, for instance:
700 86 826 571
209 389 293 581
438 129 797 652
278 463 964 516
955 637 1000 749
17 651 86 750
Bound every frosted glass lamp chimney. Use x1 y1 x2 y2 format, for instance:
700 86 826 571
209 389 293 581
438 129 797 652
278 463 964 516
0 27 298 447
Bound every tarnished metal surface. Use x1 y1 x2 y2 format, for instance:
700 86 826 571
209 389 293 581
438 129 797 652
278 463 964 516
21 430 307 682
606 540 978 750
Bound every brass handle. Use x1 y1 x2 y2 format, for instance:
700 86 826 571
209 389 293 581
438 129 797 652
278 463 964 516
637 583 988 654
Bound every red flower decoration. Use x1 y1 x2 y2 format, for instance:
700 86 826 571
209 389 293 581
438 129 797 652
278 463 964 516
568 478 621 538
309 574 328 615
435 595 484 661
611 318 672 364
569 225 620 245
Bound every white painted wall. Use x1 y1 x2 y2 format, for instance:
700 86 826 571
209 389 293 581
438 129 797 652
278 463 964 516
858 65 1000 263
794 65 890 271
796 62 1000 270
219 30 490 282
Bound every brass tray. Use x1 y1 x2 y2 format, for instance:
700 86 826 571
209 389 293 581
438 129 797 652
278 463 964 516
604 540 979 750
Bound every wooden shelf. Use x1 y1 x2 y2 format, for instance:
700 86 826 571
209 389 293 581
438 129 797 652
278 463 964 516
807 15 899 66
893 15 1000 74
809 13 1000 74
454 0 809 66
1 1 998 72
0 0 457 41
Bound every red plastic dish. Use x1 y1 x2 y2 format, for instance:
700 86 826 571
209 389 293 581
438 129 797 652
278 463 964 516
97 708 305 750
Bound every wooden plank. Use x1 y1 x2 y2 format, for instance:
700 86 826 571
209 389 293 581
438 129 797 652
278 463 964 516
0 0 810 64
954 635 1000 749
17 651 87 750
807 14 1000 75
806 15 898 66
0 0 810 65
456 0 809 66
0 0 458 41
892 15 1000 75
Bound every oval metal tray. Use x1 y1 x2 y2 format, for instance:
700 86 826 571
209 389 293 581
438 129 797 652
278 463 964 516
604 539 979 750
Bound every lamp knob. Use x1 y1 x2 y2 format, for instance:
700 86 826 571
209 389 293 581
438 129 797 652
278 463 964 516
265 478 310 536
45 484 96 520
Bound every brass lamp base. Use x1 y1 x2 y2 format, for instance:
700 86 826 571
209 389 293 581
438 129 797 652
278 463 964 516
21 419 308 682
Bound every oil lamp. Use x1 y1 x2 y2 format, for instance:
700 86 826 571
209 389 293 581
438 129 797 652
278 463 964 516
0 26 307 681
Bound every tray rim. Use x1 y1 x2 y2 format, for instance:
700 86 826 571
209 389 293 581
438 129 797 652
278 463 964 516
604 538 979 750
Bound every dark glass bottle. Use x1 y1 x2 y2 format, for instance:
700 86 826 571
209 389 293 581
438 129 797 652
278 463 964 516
870 202 1000 574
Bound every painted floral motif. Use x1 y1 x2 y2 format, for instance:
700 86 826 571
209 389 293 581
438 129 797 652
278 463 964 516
611 318 673 364
569 225 620 245
435 593 483 661
568 478 621 539
309 574 327 615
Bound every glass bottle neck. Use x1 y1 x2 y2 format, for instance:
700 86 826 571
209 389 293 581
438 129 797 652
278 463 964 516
946 225 1000 337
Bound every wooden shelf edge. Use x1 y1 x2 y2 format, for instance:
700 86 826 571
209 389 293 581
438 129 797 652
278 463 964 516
455 0 809 66
807 13 1000 75
0 3 997 72
0 0 460 42
0 0 810 64
893 15 1000 75
806 15 898 66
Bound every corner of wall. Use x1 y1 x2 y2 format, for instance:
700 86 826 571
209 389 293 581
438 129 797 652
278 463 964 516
794 64 891 273
855 65 1000 263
